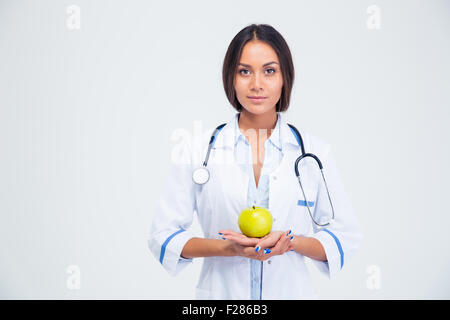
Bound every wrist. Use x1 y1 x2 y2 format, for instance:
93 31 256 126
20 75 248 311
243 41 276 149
221 239 238 257
290 234 305 253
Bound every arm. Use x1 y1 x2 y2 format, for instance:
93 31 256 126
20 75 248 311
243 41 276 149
290 235 327 262
306 146 363 278
181 238 236 258
181 236 264 259
148 139 199 276
219 230 322 262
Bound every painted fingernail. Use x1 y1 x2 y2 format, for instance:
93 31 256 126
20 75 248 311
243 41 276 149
290 249 294 252
218 232 223 235
221 237 226 240
255 246 260 252
286 230 292 237
290 235 294 241
264 248 271 254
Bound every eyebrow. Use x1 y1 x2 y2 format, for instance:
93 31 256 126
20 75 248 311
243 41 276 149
238 61 279 68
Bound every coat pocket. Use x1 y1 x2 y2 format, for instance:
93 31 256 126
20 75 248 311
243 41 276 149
292 187 318 232
297 187 317 208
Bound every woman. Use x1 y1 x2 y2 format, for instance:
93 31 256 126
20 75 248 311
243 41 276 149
148 24 362 299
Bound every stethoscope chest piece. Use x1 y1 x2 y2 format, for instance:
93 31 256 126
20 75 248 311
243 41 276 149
192 166 210 185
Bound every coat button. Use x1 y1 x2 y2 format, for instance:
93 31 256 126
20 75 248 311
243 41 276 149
268 260 272 264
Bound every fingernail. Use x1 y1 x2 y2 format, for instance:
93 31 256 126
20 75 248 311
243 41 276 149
221 237 226 240
290 235 294 241
255 246 260 252
290 249 294 252
264 248 271 254
218 232 223 235
286 230 292 237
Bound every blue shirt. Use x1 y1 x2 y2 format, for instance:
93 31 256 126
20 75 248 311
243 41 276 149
233 112 284 300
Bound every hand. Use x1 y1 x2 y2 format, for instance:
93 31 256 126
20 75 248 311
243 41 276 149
218 229 263 259
219 229 294 261
218 229 260 246
253 230 294 261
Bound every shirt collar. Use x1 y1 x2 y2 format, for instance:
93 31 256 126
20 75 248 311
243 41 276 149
233 112 282 150
212 112 301 150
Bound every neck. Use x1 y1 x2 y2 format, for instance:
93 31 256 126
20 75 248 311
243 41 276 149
238 109 278 135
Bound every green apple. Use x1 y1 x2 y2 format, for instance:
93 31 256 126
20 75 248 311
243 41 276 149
238 206 273 238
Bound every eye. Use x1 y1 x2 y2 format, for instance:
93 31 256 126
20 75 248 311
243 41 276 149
266 68 276 74
238 69 250 75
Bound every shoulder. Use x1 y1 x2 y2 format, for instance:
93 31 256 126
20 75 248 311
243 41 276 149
280 112 331 158
300 129 333 160
169 128 195 167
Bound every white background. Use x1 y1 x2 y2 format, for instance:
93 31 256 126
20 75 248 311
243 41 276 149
0 0 449 299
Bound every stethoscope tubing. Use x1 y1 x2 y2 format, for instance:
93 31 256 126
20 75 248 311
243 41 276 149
288 124 334 226
193 121 335 226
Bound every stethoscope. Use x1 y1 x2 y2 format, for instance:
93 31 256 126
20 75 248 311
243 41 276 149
192 122 335 227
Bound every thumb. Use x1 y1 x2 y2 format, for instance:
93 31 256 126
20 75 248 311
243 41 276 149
255 237 272 253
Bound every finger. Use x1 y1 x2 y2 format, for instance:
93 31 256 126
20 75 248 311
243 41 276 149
243 247 262 260
255 235 278 253
271 230 288 248
223 235 259 246
283 229 292 240
219 230 259 242
283 231 294 248
272 230 291 253
254 245 273 258
280 232 295 253
233 237 259 246
285 232 295 248
218 230 243 237
254 241 267 254
260 248 273 259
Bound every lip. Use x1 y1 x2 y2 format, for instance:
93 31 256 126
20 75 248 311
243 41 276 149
248 96 267 104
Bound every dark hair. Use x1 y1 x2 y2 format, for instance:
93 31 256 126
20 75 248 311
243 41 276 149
222 24 295 112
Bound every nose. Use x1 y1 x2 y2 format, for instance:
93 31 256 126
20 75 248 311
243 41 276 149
250 72 263 92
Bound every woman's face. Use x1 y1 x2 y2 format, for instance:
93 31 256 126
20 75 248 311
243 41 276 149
234 40 283 115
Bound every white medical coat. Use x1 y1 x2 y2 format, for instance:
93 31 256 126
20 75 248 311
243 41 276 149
148 112 363 299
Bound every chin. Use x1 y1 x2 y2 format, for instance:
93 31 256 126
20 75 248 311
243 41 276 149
243 105 273 115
